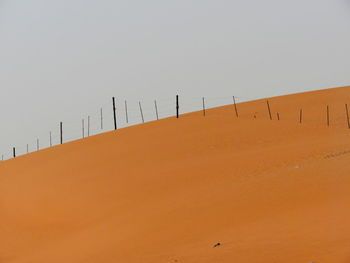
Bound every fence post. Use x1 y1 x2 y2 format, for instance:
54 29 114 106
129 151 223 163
277 112 280 120
233 96 238 117
60 122 63 144
345 104 350 129
176 95 179 118
26 144 29 154
299 109 303 124
13 147 16 158
49 132 52 147
327 105 330 127
88 116 90 137
139 101 144 123
82 119 85 138
125 100 129 123
202 97 206 116
100 108 103 130
112 97 117 130
267 100 272 120
37 139 39 151
155 100 159 120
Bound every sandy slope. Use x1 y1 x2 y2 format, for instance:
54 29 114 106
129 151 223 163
1 87 350 263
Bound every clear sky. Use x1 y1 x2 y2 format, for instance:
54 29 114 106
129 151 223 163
0 0 350 158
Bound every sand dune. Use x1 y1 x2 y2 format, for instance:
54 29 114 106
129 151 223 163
1 86 350 262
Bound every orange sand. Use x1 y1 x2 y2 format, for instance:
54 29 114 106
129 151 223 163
1 87 350 263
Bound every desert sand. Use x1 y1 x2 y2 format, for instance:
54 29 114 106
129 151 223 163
1 86 350 263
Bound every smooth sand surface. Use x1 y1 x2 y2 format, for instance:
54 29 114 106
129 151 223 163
1 87 350 262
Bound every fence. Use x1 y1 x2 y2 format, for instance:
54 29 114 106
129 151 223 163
2 94 350 161
2 95 251 161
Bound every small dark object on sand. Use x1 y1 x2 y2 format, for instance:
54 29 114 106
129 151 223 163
213 242 221 248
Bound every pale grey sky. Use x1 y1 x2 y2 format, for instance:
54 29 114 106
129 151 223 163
0 0 350 158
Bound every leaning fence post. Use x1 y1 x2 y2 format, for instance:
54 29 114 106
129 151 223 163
267 100 272 120
139 101 144 123
277 112 280 120
154 100 159 120
112 97 117 130
345 104 350 129
233 96 238 117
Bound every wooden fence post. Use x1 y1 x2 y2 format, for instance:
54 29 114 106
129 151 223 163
112 97 117 130
88 116 90 137
125 100 129 123
82 119 85 138
100 108 103 130
155 100 159 120
60 122 63 144
233 96 238 117
176 95 179 118
139 101 144 123
327 105 330 127
202 97 206 116
345 104 350 129
267 100 272 120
